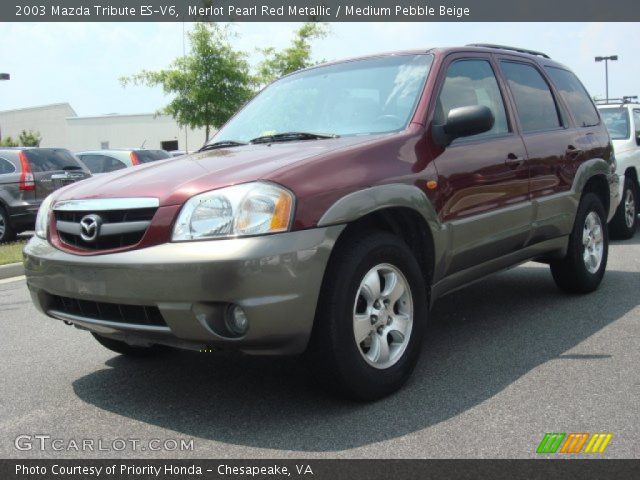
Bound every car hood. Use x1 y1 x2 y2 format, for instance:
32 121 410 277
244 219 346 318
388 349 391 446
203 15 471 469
54 136 379 206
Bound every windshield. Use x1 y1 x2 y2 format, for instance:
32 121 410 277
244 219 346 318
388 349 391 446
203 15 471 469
599 107 630 140
210 54 434 144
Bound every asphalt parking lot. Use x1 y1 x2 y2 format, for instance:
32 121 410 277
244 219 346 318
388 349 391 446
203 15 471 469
1 237 639 459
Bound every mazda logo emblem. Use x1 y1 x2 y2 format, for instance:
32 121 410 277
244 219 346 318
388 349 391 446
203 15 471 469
79 214 102 242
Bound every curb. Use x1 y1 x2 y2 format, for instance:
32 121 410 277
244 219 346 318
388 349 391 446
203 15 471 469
0 262 24 280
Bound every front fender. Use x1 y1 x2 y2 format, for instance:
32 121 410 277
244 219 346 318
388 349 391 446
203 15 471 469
317 183 448 283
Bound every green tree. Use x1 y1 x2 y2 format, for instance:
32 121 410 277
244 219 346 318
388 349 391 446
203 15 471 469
256 23 329 86
18 129 41 147
0 136 18 147
121 23 253 138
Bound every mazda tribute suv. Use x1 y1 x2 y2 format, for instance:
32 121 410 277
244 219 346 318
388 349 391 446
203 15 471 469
24 44 618 400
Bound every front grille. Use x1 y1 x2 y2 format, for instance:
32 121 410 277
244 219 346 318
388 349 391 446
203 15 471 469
55 207 156 251
49 294 166 327
55 208 156 223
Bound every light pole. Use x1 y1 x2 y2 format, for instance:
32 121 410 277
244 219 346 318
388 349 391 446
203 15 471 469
0 73 9 142
595 56 618 103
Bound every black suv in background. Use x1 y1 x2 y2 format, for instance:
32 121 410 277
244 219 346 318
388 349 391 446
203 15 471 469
0 148 91 242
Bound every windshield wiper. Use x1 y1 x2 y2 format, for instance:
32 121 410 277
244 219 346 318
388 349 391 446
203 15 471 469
62 165 83 171
249 132 339 144
199 140 248 152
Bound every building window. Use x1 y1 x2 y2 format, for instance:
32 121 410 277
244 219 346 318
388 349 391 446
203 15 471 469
161 140 179 151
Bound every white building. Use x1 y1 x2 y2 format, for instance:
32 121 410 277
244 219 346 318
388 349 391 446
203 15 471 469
0 103 208 153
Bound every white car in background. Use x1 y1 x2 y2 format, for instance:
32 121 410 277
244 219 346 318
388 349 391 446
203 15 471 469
75 149 171 175
598 101 640 239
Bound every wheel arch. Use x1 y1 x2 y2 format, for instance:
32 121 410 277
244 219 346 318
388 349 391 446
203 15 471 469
581 174 610 216
624 166 639 191
572 158 615 221
317 184 445 292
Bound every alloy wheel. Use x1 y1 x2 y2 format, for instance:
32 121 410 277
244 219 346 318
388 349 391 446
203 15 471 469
582 211 604 274
353 263 413 369
624 188 636 228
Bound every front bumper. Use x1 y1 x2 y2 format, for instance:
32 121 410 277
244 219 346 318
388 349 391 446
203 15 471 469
24 226 344 355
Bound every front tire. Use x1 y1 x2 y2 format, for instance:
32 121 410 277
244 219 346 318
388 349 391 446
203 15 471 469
551 193 608 293
91 333 167 357
306 231 428 401
609 177 637 239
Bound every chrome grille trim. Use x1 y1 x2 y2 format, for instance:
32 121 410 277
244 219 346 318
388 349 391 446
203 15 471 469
54 198 159 212
56 220 151 236
53 201 158 251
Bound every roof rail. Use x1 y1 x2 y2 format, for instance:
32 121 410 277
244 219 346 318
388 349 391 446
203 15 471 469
595 96 639 105
466 43 550 59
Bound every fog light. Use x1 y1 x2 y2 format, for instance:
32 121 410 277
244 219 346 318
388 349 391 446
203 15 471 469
226 305 249 336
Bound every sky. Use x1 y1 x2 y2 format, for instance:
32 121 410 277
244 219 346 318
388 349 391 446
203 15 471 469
0 22 638 116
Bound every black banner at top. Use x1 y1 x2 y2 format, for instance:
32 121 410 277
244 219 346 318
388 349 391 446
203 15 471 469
3 0 640 22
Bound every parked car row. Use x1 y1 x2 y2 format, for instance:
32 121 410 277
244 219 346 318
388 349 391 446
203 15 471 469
21 44 637 399
0 147 179 242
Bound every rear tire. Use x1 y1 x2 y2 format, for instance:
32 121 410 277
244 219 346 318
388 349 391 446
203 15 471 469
306 231 428 401
550 193 608 293
0 207 16 244
91 333 167 357
609 176 637 240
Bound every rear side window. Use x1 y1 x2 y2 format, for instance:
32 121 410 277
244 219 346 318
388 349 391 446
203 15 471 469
435 59 510 140
0 157 15 174
634 110 640 140
25 149 84 172
545 67 599 127
79 154 127 174
599 108 630 140
134 150 170 163
501 62 562 133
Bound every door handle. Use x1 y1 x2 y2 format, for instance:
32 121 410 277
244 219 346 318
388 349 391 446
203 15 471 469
505 153 525 167
566 145 583 156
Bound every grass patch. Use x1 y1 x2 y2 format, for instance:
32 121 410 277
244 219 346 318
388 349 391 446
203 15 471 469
0 241 25 265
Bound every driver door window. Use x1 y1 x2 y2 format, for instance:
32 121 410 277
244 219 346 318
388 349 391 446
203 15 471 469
435 59 510 142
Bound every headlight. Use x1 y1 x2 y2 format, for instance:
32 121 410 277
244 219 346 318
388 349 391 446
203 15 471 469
35 193 56 239
172 182 294 241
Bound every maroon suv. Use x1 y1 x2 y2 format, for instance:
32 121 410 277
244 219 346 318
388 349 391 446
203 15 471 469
24 44 618 400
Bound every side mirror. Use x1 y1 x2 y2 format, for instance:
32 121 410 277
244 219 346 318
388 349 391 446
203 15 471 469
433 105 495 146
636 134 640 146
